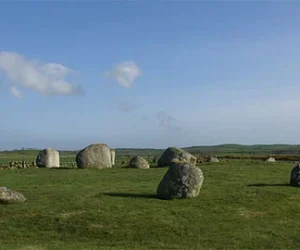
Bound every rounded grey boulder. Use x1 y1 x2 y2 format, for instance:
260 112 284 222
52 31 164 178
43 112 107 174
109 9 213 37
290 163 300 187
129 156 150 169
36 148 60 168
156 162 204 200
157 147 197 167
0 187 26 204
76 143 112 169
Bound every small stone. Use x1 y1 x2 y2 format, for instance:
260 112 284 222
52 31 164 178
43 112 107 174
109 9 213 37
0 187 26 204
129 156 150 169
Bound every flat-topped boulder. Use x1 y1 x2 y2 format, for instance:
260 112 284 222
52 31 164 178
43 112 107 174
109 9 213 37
36 148 60 168
156 162 204 199
129 156 150 169
157 147 197 167
0 187 26 204
76 143 112 169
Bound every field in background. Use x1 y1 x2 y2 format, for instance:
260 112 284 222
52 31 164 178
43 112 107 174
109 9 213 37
1 144 300 167
0 162 299 249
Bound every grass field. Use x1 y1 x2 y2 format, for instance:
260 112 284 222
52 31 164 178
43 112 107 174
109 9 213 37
0 161 299 249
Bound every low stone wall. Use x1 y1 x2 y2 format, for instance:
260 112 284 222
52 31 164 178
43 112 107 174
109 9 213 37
0 161 38 169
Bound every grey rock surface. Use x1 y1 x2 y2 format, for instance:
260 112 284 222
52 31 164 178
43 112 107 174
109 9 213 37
157 147 197 167
36 148 60 168
0 187 26 204
129 156 150 169
76 144 112 169
290 163 300 187
157 162 204 199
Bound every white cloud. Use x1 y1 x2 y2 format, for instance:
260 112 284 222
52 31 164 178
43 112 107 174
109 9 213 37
105 61 142 88
0 51 82 96
10 86 22 98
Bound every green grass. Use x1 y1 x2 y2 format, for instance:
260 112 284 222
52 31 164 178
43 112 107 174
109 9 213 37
0 162 300 249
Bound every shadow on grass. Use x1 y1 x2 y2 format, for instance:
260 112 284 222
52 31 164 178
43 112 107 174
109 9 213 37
102 192 157 199
51 167 78 170
149 165 167 169
248 183 291 187
120 165 166 169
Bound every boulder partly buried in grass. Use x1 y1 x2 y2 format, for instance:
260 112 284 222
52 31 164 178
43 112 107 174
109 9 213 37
156 162 204 200
157 147 197 167
129 156 149 169
0 187 26 204
290 163 300 187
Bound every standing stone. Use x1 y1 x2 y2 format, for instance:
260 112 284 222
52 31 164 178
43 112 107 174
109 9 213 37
156 162 204 199
110 149 115 166
36 148 60 168
0 187 26 204
76 143 112 169
290 163 300 187
129 156 150 169
157 147 197 167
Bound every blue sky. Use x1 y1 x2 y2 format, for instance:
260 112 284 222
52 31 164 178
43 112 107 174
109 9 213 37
0 2 300 150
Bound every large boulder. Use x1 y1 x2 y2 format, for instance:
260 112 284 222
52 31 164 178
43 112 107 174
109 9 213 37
110 149 115 166
157 147 197 167
76 143 112 169
129 156 150 169
36 148 60 168
0 187 26 204
290 163 300 187
157 162 204 200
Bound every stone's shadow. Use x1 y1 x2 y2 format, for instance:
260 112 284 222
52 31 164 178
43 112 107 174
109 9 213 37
51 167 78 170
102 192 157 199
248 183 291 187
149 165 166 169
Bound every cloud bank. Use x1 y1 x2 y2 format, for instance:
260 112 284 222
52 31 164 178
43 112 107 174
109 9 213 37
105 61 142 88
0 51 82 96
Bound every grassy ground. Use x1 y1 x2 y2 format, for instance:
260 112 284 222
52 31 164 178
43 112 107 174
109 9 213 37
0 162 299 249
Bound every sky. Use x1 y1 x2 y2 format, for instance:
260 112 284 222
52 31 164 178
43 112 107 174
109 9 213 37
0 1 300 150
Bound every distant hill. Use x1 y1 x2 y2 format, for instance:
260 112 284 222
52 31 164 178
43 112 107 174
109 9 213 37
1 144 300 157
115 144 300 157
